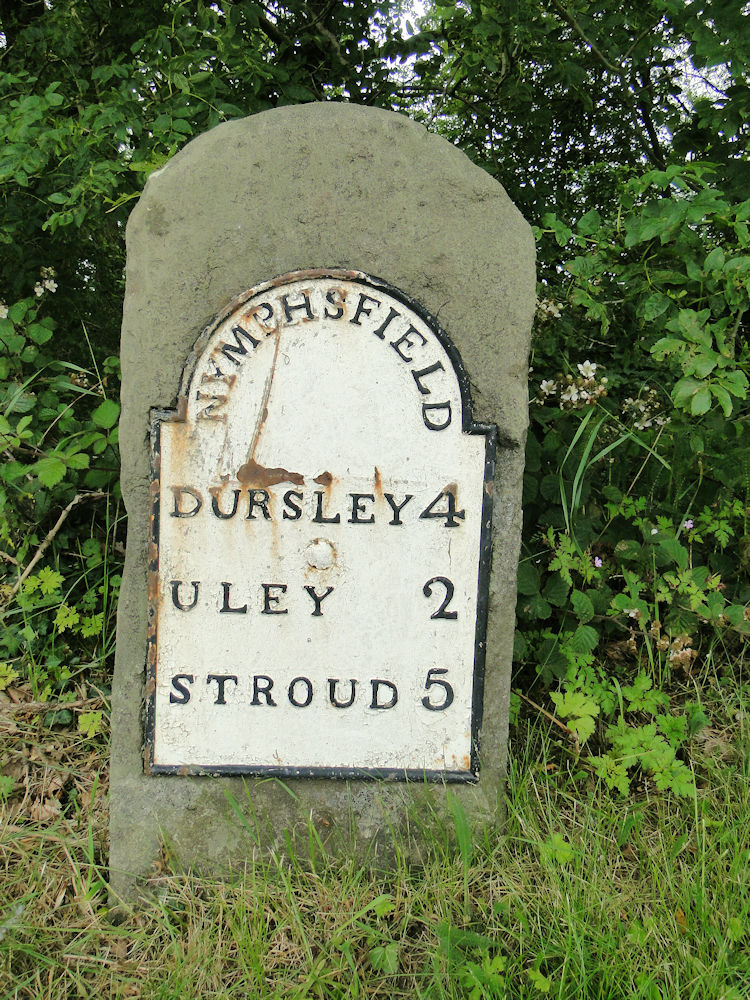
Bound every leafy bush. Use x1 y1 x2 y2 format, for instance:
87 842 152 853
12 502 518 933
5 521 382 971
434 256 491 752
0 280 122 703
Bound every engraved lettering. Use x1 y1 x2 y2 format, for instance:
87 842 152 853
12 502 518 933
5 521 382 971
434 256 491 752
170 487 202 517
349 292 380 326
370 679 398 710
328 678 357 708
220 582 247 614
304 585 334 616
281 291 313 323
412 361 445 395
384 493 413 526
251 675 277 706
207 673 238 705
170 580 200 611
313 490 341 524
262 583 288 615
348 493 375 524
422 401 452 431
288 676 313 707
169 674 194 704
391 325 426 363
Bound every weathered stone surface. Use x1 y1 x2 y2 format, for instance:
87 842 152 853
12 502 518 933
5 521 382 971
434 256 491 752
111 102 535 902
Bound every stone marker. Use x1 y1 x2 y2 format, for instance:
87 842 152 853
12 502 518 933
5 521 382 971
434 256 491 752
111 103 535 901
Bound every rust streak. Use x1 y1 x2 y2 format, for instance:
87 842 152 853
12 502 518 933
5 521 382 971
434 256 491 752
313 471 333 487
243 322 283 466
237 458 304 488
373 466 382 496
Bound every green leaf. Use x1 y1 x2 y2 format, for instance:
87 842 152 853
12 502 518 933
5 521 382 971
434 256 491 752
576 208 601 235
92 398 120 429
672 377 703 409
34 455 67 488
517 561 541 595
543 573 570 607
540 833 573 865
569 623 599 653
642 293 671 321
704 246 725 271
570 589 595 623
27 322 54 345
370 942 399 975
690 386 711 415
659 537 688 570
522 594 552 620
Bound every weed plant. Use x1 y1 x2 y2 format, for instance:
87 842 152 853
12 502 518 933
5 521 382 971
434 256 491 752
1 665 747 999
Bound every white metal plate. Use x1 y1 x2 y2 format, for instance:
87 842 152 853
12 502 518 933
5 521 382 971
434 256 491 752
146 270 495 780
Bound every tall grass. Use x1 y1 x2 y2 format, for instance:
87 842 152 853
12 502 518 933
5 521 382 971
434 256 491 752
1 673 748 999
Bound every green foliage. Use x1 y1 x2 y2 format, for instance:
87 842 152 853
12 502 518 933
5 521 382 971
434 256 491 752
0 285 121 698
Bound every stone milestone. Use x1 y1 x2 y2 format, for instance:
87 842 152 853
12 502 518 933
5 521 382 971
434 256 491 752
111 103 535 901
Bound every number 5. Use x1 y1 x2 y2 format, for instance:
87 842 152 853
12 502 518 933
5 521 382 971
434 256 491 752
421 668 454 711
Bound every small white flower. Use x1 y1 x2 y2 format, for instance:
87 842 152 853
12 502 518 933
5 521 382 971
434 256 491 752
0 302 8 319
561 385 579 403
577 360 597 378
651 528 658 535
33 282 44 297
43 278 58 293
540 379 557 396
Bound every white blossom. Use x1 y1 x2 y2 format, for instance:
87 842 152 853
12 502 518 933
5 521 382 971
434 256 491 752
561 385 579 403
577 360 597 378
43 278 58 293
0 303 8 320
540 379 557 396
33 283 44 297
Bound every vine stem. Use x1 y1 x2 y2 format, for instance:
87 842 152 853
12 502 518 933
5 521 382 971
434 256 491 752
8 491 106 600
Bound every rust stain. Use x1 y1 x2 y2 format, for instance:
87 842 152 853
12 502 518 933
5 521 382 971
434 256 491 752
144 676 156 698
241 321 283 470
268 268 361 288
373 466 383 497
313 471 333 487
485 480 494 496
445 482 457 496
461 754 471 771
236 457 304 488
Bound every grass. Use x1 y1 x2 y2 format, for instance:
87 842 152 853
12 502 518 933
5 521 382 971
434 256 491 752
1 672 748 999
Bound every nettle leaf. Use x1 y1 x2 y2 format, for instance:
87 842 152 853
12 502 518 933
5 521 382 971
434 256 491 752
570 589 595 623
568 624 599 653
523 593 552 620
543 573 570 607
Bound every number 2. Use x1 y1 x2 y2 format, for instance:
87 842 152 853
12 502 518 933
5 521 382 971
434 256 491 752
423 576 458 619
